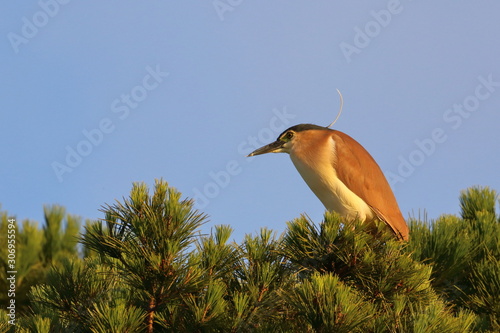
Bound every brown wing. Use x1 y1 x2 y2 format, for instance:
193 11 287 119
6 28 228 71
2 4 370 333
331 130 409 241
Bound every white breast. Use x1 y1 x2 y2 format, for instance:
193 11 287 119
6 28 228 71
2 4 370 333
289 138 374 222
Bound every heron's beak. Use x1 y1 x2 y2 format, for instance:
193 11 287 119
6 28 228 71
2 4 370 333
247 140 284 157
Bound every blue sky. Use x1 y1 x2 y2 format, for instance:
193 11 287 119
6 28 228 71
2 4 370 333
1 1 499 242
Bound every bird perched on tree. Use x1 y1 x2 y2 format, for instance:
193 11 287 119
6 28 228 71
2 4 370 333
247 96 409 241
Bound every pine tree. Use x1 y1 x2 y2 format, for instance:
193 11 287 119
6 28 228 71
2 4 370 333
3 182 499 332
81 180 209 332
225 228 294 332
407 186 500 331
281 213 476 332
0 205 80 318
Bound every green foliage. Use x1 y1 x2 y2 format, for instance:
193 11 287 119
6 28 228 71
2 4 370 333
407 214 477 301
89 300 146 333
408 186 500 331
282 213 475 332
194 224 237 281
227 228 293 332
284 272 374 332
459 186 497 221
0 205 80 316
28 257 114 330
466 253 500 331
16 314 52 333
81 180 208 332
2 183 499 332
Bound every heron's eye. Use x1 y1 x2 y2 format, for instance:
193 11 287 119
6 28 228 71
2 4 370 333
284 131 294 141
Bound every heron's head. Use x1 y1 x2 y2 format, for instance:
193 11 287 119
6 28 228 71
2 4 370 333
247 124 328 157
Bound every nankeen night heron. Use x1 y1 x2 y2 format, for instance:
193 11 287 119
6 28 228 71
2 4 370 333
247 123 409 241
